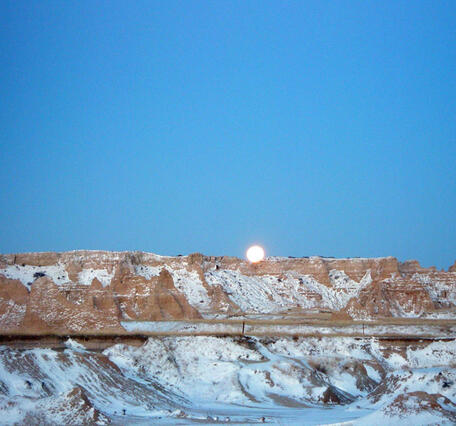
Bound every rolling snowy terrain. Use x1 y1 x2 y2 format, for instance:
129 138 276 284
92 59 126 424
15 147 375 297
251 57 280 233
0 336 455 424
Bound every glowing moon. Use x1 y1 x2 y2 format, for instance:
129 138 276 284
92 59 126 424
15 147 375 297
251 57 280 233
246 245 265 263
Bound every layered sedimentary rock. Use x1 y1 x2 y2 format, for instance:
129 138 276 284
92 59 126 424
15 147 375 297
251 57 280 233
0 251 455 334
0 276 28 329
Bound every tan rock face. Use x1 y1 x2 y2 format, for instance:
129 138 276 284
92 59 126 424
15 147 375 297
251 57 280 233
345 278 436 319
398 260 436 274
112 269 201 321
0 251 455 334
0 276 28 330
207 255 402 286
22 277 122 334
13 252 61 267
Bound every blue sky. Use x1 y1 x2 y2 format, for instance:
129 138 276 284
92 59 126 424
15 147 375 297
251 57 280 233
1 1 455 268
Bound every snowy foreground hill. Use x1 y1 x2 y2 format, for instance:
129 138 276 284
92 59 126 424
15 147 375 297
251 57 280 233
1 336 456 424
0 251 455 424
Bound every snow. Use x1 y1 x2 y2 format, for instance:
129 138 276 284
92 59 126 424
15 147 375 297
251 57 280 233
64 338 87 351
1 252 456 423
365 365 381 382
134 264 162 280
165 265 211 311
414 273 456 309
354 408 454 426
0 263 114 289
2 253 455 323
0 264 69 288
0 335 455 424
119 320 456 339
267 337 373 360
406 340 456 368
78 268 114 287
204 268 372 313
104 336 263 405
0 344 179 423
422 310 456 319
0 300 26 326
133 263 214 312
121 321 241 334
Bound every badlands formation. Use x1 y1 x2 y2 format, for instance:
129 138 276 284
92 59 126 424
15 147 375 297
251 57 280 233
0 251 455 424
0 250 455 333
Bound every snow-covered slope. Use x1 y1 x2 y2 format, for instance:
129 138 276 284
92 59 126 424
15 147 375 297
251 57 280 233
0 336 455 424
204 268 372 313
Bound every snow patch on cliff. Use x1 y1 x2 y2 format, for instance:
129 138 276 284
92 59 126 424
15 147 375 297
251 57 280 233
165 266 211 311
0 264 69 288
78 269 114 287
134 265 162 280
204 269 372 313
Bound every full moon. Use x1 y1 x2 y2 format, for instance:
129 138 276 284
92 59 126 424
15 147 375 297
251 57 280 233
246 245 265 263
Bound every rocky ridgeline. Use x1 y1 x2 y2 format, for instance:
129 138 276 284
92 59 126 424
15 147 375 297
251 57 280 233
0 251 455 334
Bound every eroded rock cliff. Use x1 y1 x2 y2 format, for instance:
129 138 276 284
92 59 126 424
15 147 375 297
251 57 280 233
0 251 455 334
